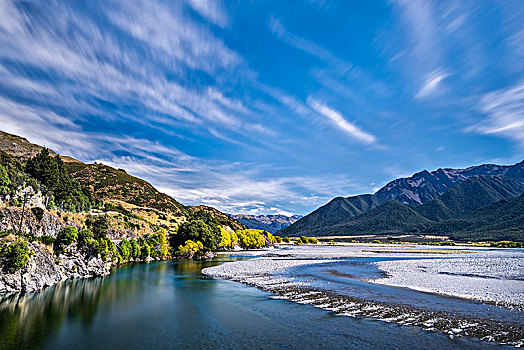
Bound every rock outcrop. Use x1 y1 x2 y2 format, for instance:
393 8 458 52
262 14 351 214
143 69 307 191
0 242 109 293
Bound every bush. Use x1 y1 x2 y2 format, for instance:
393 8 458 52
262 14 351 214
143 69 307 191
490 241 523 248
309 237 319 244
31 207 45 222
282 237 290 243
39 235 55 245
78 229 94 245
1 240 30 272
57 226 78 245
130 238 139 259
91 216 108 239
139 244 150 260
119 239 131 261
176 240 203 258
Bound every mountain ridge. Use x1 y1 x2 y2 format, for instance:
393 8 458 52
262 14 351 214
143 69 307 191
279 161 524 240
229 214 302 233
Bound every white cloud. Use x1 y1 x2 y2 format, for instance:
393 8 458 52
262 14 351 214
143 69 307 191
306 97 377 144
416 70 448 98
184 0 228 28
468 81 524 146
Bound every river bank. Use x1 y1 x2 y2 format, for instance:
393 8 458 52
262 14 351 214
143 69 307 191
203 245 524 347
0 257 514 350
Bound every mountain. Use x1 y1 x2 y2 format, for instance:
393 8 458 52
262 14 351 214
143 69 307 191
292 200 432 237
416 175 524 221
374 164 512 206
279 161 524 239
427 194 524 242
0 130 245 234
278 194 381 237
230 214 302 233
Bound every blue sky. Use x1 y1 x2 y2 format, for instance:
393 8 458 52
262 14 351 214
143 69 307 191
0 0 523 215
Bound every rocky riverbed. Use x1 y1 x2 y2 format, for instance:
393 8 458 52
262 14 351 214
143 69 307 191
203 245 524 347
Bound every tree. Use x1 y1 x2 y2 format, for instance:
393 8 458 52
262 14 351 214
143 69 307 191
92 216 108 240
176 240 203 258
139 244 150 260
25 148 91 212
119 239 131 261
236 229 267 249
219 227 232 249
176 220 220 252
0 163 10 187
1 240 30 272
57 226 78 245
130 238 139 259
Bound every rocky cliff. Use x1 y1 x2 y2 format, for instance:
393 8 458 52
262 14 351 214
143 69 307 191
0 241 109 293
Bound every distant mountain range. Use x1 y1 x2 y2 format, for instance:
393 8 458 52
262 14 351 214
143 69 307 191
279 161 524 241
229 214 302 233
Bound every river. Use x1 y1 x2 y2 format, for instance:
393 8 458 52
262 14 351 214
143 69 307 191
0 256 515 349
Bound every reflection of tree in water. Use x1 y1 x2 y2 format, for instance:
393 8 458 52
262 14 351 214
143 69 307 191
0 262 169 349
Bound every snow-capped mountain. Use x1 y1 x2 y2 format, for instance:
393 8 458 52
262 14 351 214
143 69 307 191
229 214 303 233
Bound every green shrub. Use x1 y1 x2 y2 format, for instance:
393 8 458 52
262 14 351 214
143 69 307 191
31 207 45 222
91 216 108 239
282 237 290 243
57 226 78 245
119 239 131 261
309 237 318 244
176 240 203 258
39 235 55 245
490 241 523 248
139 244 150 260
1 240 30 272
78 229 94 245
130 238 139 259
0 164 10 187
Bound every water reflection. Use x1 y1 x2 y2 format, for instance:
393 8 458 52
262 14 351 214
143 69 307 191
0 258 241 349
0 257 512 350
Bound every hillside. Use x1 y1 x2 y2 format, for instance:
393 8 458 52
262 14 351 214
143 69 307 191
0 130 244 235
374 164 513 206
416 175 524 221
427 195 524 241
278 194 380 236
290 200 432 237
229 214 302 233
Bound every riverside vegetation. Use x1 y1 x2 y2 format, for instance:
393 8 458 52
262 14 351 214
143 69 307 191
0 132 279 292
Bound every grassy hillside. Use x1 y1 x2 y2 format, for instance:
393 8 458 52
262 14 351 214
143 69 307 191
0 130 244 235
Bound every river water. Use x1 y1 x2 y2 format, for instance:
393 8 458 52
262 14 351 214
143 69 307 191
0 256 515 349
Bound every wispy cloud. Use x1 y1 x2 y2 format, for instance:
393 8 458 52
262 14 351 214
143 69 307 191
307 97 376 144
467 81 524 146
416 70 449 98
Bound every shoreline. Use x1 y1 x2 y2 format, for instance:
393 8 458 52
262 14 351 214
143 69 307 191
203 245 524 347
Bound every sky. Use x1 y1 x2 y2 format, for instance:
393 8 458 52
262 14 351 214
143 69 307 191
0 0 523 216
